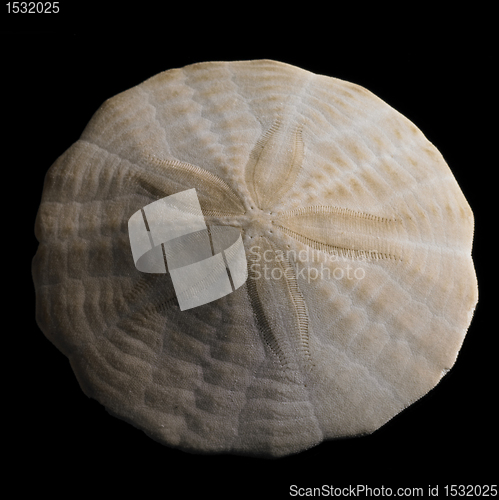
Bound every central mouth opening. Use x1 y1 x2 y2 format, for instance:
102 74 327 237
239 209 275 239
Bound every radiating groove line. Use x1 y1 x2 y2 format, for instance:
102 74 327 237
122 275 153 304
275 224 401 261
201 208 243 218
246 259 289 369
109 280 179 359
275 123 304 206
245 119 281 209
75 139 243 217
249 119 282 173
269 242 313 371
121 273 179 321
278 205 398 224
146 155 244 207
245 118 304 210
121 277 178 316
134 154 245 217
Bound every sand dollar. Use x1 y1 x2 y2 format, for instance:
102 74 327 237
33 60 477 457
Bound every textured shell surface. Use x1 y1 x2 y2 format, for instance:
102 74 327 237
32 59 478 457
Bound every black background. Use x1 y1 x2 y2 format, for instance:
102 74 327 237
3 5 494 498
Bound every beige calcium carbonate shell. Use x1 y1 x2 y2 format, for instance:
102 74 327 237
33 60 477 457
